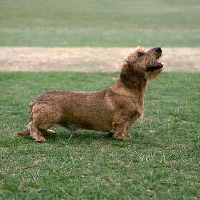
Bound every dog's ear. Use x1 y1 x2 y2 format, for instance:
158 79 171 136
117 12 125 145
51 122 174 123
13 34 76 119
120 61 144 89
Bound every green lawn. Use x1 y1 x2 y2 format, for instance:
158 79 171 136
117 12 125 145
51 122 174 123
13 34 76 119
0 0 200 47
0 72 199 199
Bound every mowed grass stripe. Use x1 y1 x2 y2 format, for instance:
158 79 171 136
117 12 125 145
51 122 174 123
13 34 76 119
1 28 200 47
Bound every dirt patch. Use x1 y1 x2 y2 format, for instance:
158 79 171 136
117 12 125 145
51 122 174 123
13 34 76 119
0 47 199 72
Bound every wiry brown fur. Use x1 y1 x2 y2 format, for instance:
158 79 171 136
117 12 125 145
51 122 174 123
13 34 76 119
18 46 164 142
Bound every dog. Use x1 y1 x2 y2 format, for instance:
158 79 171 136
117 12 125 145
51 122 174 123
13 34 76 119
18 46 164 142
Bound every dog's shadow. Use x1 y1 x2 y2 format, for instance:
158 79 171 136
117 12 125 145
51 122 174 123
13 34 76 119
17 122 141 146
49 130 141 147
49 130 116 143
19 129 137 146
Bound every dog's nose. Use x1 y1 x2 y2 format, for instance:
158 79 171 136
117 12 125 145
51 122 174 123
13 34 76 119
155 47 162 53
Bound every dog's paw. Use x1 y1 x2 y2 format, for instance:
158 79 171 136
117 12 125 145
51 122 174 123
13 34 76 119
34 136 46 142
113 133 131 140
41 129 56 136
123 133 131 140
47 129 56 135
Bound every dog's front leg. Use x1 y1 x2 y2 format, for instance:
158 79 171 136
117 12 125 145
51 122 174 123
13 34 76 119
111 119 131 140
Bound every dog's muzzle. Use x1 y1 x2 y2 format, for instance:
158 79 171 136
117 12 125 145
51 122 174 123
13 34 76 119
155 47 162 53
145 61 164 71
145 47 164 71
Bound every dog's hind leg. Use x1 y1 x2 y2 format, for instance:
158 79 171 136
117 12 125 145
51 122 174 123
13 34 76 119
18 129 30 136
27 121 46 142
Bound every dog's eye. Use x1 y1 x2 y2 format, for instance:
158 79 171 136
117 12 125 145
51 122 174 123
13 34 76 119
138 53 143 57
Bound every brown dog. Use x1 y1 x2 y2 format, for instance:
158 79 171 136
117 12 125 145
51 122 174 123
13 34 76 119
18 46 164 142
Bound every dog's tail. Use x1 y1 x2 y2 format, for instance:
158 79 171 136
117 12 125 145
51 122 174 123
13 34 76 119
17 129 30 136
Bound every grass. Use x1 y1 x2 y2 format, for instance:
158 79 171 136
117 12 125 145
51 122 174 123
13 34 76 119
0 71 200 199
0 0 200 47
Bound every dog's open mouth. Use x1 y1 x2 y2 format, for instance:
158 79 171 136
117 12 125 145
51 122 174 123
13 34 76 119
145 61 164 71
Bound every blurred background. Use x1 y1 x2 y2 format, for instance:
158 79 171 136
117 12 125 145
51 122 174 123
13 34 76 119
0 0 199 47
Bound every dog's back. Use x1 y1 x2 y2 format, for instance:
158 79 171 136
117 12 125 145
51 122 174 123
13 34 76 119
30 89 115 132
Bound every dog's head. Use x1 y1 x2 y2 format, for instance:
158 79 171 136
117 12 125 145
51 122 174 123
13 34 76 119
120 46 164 88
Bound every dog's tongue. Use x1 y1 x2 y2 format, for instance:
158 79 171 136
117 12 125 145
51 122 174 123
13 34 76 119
153 61 165 67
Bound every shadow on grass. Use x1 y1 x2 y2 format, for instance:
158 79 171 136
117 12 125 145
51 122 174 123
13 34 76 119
16 129 138 147
48 130 131 146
